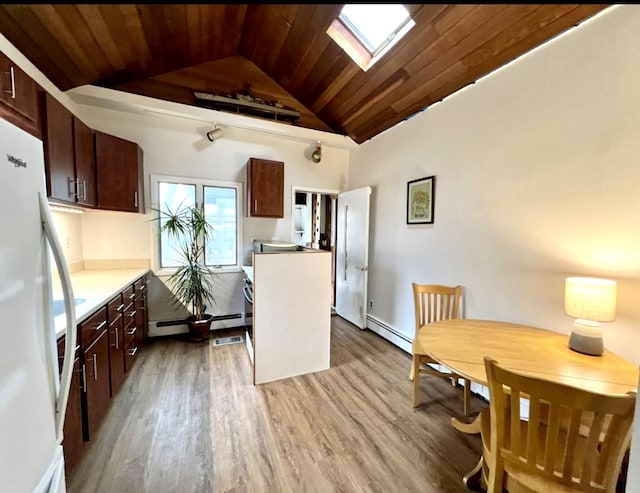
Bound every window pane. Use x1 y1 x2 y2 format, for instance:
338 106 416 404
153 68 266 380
340 4 410 53
204 186 237 267
158 182 196 268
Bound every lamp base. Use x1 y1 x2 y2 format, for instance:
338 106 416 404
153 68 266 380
568 321 604 356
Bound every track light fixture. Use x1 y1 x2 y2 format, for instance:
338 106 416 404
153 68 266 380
311 141 322 163
206 125 224 142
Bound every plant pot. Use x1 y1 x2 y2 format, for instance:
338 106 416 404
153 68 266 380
187 314 213 342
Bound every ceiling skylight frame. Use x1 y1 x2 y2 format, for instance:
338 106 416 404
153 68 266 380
327 4 415 72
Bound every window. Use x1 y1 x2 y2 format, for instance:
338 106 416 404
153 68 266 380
327 4 415 71
152 175 243 272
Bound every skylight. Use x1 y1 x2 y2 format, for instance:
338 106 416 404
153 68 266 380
327 4 415 71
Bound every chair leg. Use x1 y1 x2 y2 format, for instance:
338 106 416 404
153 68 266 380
409 362 415 382
412 356 421 408
463 379 471 416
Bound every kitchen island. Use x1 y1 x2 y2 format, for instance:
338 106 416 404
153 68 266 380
250 249 332 384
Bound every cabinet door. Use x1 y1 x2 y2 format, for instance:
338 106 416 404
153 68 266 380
73 117 96 207
95 132 144 213
42 92 75 203
83 327 111 440
107 294 125 396
0 51 40 138
57 338 84 477
247 158 284 218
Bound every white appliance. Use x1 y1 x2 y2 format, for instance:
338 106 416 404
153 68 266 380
0 117 77 493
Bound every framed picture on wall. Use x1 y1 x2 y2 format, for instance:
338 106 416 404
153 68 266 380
406 175 435 224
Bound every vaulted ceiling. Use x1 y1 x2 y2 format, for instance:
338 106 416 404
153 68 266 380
0 4 607 144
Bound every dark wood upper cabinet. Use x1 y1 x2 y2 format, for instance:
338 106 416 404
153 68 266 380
0 51 40 138
42 92 75 203
95 131 145 213
73 117 96 207
247 158 284 218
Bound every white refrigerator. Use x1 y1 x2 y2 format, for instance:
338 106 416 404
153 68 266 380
0 116 77 492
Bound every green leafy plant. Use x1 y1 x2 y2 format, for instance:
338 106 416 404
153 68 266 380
154 203 215 320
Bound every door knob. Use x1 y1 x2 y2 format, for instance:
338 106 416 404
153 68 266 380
357 265 368 271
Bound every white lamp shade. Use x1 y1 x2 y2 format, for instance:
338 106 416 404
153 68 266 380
565 277 617 322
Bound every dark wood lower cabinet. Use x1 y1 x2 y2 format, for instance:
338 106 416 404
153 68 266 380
57 339 83 477
82 327 111 440
61 273 149 480
107 294 125 396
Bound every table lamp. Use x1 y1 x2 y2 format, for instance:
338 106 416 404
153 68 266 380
564 277 617 356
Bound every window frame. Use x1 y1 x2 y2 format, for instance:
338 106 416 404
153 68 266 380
327 4 415 72
150 174 243 275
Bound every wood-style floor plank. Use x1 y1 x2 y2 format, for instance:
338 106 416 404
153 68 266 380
69 316 485 493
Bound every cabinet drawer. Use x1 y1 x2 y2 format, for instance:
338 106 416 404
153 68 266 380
134 276 146 292
78 306 107 348
56 336 79 370
123 323 137 349
107 294 124 325
124 337 139 372
122 285 135 304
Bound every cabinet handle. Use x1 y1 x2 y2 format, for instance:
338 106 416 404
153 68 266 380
128 347 138 357
254 199 257 212
79 180 87 200
112 327 119 349
134 191 138 208
95 320 107 332
82 363 87 391
128 293 136 300
117 303 125 312
92 354 97 381
67 177 78 198
3 66 16 98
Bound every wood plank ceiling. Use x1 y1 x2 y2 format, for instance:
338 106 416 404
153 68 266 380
0 4 608 144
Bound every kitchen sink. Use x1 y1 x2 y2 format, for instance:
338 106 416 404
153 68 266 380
51 298 86 317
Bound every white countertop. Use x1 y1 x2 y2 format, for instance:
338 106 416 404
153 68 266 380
53 268 150 339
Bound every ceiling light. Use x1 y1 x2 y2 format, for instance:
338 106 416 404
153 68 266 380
206 126 224 142
311 141 322 163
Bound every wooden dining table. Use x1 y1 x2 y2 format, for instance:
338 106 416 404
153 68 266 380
415 319 639 489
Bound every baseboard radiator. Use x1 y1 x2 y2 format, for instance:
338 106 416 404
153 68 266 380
366 313 490 402
148 312 247 337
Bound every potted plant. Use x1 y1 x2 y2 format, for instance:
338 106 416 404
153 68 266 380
155 203 215 342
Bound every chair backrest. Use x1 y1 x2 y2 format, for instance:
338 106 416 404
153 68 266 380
484 357 637 493
412 283 462 336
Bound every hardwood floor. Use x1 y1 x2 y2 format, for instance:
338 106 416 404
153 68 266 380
69 316 485 493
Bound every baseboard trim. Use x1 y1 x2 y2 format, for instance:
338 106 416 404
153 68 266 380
148 313 246 337
366 314 412 354
365 313 490 403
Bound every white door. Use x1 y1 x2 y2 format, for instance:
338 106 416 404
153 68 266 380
335 187 371 329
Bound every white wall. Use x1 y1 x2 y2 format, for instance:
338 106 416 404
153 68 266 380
50 211 84 266
350 5 640 366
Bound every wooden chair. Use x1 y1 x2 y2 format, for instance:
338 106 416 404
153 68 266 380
481 357 636 493
411 283 471 415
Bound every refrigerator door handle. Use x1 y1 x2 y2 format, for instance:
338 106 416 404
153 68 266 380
39 192 77 444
